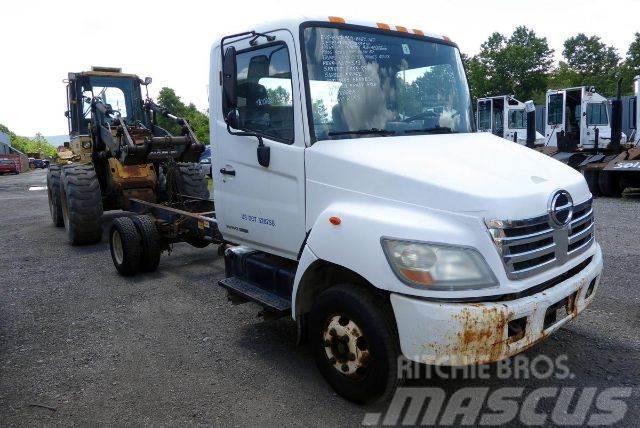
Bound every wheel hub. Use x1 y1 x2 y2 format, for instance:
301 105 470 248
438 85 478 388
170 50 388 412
323 315 369 377
112 230 124 265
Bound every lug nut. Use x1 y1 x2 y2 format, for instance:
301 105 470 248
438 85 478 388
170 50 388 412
341 364 349 372
348 353 356 361
329 328 336 337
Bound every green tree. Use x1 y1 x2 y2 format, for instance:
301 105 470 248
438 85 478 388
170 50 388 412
266 87 290 106
156 87 210 144
557 34 621 95
312 99 329 124
465 27 553 103
0 124 56 157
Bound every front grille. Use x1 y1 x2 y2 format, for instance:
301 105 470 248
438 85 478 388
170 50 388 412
487 198 594 279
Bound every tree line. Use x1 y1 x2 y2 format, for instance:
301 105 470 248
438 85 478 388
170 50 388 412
0 124 57 157
464 29 640 103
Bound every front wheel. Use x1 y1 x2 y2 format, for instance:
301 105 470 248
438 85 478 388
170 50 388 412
309 284 401 404
47 165 64 227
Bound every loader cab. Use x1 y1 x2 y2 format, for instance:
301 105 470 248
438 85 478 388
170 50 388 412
65 67 146 137
476 95 535 144
545 86 617 150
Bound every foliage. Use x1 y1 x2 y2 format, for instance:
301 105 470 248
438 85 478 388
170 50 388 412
0 124 56 157
312 99 329 124
266 87 290 106
465 27 554 103
156 87 210 144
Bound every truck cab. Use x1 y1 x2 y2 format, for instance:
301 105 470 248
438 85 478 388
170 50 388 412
545 86 627 150
209 17 603 403
477 95 544 145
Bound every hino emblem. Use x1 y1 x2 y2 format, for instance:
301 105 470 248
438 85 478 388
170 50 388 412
548 190 573 228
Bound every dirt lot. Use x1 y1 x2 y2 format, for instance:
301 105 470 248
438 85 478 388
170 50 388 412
1 169 639 426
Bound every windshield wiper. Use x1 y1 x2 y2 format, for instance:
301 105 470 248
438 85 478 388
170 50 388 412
404 126 456 134
328 128 396 137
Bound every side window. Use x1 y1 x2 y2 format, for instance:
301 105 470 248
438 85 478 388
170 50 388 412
508 109 526 129
235 43 294 143
477 100 491 131
547 94 563 125
586 103 608 126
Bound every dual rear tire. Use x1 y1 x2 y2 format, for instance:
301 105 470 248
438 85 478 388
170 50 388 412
583 169 623 198
110 215 161 276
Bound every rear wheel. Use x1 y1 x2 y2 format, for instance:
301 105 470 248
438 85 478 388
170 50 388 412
47 164 64 227
132 215 161 272
110 217 142 276
309 284 401 404
583 169 600 197
598 171 622 197
165 162 210 200
60 164 103 245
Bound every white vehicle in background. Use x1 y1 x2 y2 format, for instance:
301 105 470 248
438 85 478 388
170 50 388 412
544 86 627 152
109 16 603 404
477 95 544 145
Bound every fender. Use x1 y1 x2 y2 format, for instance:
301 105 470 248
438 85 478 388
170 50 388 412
291 200 503 318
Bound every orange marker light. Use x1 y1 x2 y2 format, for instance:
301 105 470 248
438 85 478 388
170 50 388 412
413 29 424 36
329 216 341 225
328 16 346 23
443 35 452 42
377 23 391 30
396 26 408 33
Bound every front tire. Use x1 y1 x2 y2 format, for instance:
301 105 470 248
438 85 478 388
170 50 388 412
110 217 142 276
309 284 401 404
60 164 103 245
583 169 600 197
47 164 64 227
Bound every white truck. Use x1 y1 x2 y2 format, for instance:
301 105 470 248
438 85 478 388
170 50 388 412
544 86 627 153
144 17 601 404
477 95 545 145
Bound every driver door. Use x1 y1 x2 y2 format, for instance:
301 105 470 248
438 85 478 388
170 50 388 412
214 30 307 260
546 91 565 147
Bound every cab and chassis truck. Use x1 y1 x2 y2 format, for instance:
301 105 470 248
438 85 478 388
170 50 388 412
109 17 603 403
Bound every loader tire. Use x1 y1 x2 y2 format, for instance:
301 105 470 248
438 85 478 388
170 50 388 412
110 217 142 276
47 164 64 227
166 162 210 200
132 215 161 273
598 171 622 197
60 164 103 245
583 169 600 197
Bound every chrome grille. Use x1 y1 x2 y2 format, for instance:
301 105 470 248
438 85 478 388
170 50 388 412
487 198 594 279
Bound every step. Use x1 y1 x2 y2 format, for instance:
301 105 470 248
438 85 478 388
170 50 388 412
218 277 291 314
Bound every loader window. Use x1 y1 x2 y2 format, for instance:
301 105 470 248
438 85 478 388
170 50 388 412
586 102 608 126
547 93 563 125
235 43 294 143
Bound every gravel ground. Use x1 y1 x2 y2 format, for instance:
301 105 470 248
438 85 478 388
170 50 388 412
0 169 638 426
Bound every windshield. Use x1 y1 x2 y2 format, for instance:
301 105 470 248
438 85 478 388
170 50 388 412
302 25 473 142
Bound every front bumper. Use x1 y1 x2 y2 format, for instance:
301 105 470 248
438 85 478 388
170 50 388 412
391 243 603 366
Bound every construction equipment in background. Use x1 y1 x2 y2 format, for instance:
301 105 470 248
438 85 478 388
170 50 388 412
597 76 640 196
476 95 544 146
47 67 208 245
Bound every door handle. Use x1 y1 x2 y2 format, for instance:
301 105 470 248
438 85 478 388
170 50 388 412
220 168 236 176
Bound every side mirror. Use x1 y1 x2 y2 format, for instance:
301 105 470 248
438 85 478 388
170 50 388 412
143 77 152 85
64 110 70 118
222 46 238 115
226 109 240 129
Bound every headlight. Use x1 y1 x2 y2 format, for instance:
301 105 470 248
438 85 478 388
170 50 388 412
381 238 498 291
82 141 92 149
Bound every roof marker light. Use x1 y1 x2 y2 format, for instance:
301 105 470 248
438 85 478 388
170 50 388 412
328 16 345 23
443 35 452 42
377 23 391 30
329 216 341 225
396 26 408 33
413 29 424 36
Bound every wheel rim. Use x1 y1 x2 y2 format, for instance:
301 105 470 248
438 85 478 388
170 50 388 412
112 229 124 265
60 182 69 229
323 314 370 379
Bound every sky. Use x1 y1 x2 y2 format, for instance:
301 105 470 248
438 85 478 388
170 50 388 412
1 0 638 137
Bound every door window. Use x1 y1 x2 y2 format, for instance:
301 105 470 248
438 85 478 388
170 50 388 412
586 102 608 126
235 43 294 143
547 93 563 125
477 100 491 131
